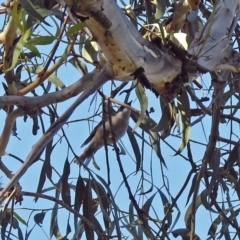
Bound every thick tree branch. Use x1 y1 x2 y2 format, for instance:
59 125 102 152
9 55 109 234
0 67 106 107
189 0 240 71
0 108 24 156
61 0 182 96
0 67 108 201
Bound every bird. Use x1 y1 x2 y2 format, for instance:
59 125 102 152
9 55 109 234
75 103 131 166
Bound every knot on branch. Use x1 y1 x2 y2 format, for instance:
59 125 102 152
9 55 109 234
90 9 112 29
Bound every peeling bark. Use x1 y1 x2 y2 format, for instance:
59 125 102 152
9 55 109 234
61 0 182 97
189 0 240 71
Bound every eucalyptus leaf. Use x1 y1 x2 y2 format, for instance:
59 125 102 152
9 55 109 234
174 89 191 155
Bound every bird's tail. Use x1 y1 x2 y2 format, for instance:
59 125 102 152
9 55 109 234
75 146 95 166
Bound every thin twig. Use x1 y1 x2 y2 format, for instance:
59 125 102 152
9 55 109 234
190 73 225 239
0 68 109 201
18 17 74 96
22 191 105 237
186 86 212 115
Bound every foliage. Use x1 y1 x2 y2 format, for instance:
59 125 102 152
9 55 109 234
0 0 239 239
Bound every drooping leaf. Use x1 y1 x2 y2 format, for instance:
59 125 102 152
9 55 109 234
65 216 71 238
128 202 138 237
13 212 27 226
50 180 63 239
185 173 198 206
207 212 222 238
11 0 23 31
151 98 173 133
35 139 53 202
27 66 66 88
82 40 98 63
133 81 148 131
158 190 169 208
149 130 167 168
127 127 142 173
140 192 157 239
174 89 191 155
27 35 55 45
24 43 41 57
83 178 110 229
83 181 94 240
6 28 32 71
61 156 71 207
95 174 121 238
142 192 157 213
66 22 86 36
19 0 51 26
24 225 36 240
184 194 202 229
158 190 172 228
3 210 24 240
209 148 221 177
69 57 88 75
74 175 85 232
130 109 167 167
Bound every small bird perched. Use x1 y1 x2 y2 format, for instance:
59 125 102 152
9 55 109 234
75 103 131 166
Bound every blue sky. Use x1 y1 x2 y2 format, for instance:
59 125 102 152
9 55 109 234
0 1 238 239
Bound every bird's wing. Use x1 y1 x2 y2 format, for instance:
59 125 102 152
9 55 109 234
81 120 104 147
81 124 99 147
81 108 124 148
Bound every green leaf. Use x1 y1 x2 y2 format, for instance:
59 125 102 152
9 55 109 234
151 98 173 132
27 66 66 88
174 89 191 155
11 0 23 32
133 81 148 131
24 43 41 57
19 0 51 26
69 57 88 74
20 9 28 32
149 131 167 168
66 22 86 36
81 40 98 63
127 127 142 173
155 0 166 19
27 35 55 45
6 28 32 71
13 212 27 226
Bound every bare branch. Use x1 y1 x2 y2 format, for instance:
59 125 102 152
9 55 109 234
0 67 108 201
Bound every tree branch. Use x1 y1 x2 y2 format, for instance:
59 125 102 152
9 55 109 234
0 67 109 201
189 0 240 71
